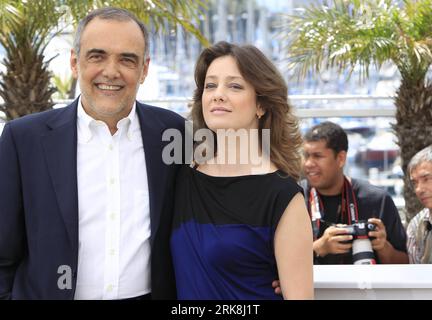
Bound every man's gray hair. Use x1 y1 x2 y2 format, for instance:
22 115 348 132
73 7 150 60
408 145 432 175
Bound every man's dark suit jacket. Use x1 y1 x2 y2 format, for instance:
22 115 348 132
0 99 185 299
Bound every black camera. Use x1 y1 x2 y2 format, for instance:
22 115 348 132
340 220 377 265
340 220 376 239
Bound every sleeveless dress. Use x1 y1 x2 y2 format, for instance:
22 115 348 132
170 165 303 300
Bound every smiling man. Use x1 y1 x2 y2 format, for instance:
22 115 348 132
406 145 432 264
0 7 185 300
301 121 408 265
70 15 148 135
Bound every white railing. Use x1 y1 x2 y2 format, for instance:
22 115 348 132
0 95 396 137
46 94 396 118
314 265 432 299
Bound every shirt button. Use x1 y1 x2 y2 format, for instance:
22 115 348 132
109 178 115 185
110 249 116 256
107 284 113 292
110 213 116 220
108 144 113 151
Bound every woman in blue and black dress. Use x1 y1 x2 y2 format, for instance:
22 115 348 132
170 41 313 300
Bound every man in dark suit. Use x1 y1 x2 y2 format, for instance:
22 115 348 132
0 7 183 299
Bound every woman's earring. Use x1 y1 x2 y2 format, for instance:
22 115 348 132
256 114 262 119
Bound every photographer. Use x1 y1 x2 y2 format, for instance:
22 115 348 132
302 122 408 264
406 145 432 263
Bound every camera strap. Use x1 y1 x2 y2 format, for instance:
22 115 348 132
308 176 359 239
343 177 359 225
309 188 321 240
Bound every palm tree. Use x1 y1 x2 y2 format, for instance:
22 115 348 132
0 0 208 121
0 0 64 119
280 0 432 222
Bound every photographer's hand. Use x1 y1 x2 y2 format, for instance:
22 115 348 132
368 218 387 251
368 218 409 264
314 226 353 257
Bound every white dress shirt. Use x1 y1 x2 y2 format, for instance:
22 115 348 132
74 98 151 299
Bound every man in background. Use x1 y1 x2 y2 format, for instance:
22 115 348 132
406 145 432 263
302 121 408 264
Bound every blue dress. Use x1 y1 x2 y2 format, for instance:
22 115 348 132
170 166 302 300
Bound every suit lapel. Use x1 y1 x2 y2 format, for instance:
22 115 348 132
41 101 79 252
136 103 168 246
40 100 168 251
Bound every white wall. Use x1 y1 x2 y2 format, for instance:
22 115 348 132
314 265 432 300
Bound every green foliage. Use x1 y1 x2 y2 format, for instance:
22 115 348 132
0 0 62 119
52 74 73 100
281 0 432 82
63 0 209 46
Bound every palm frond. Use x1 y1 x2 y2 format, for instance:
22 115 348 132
63 0 209 46
280 0 403 81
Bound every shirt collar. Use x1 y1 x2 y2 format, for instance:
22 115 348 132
77 96 138 142
424 208 431 223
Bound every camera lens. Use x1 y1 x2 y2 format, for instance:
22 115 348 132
352 238 376 265
367 223 376 231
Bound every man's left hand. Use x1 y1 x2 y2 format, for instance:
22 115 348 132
368 218 387 251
